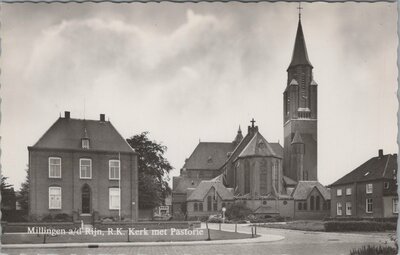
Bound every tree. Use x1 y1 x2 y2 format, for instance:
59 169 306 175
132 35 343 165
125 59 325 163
1 176 16 210
126 132 172 209
17 168 29 212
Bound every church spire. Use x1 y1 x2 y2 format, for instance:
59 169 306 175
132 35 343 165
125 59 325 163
288 19 313 69
233 125 243 146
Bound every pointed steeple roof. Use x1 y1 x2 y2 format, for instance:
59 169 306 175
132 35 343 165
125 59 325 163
288 20 313 69
233 126 244 145
291 131 304 144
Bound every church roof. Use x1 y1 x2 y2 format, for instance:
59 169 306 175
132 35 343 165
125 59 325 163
187 180 234 201
172 176 202 193
330 153 397 186
183 142 235 170
30 114 135 153
288 20 313 69
283 176 297 186
238 132 282 158
291 181 330 200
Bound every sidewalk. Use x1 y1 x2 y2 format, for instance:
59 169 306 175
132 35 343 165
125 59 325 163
1 225 285 249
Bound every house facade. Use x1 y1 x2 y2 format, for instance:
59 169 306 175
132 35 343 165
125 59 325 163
330 150 398 218
28 111 139 222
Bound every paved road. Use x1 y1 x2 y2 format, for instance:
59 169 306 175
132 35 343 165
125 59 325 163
2 224 394 255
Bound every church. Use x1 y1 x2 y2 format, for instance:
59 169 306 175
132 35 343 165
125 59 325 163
172 17 330 220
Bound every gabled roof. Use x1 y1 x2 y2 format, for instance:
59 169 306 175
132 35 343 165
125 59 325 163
183 142 235 170
289 79 299 86
330 154 397 186
310 79 318 86
30 117 134 153
238 132 281 158
292 181 331 200
288 20 313 69
187 180 234 201
172 176 202 194
291 131 304 144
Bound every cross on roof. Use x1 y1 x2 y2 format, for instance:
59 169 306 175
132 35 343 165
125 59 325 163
297 2 303 20
250 118 256 127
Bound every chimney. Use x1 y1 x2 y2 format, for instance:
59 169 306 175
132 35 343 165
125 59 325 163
100 114 105 122
379 149 384 158
64 111 70 119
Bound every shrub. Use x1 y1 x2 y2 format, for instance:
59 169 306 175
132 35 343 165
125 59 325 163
41 214 53 222
324 217 397 223
225 203 252 220
350 245 397 255
325 221 397 232
54 213 72 222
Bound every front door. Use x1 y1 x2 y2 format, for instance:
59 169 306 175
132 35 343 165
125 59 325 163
82 184 91 214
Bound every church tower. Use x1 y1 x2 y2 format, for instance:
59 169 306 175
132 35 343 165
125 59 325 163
283 17 318 182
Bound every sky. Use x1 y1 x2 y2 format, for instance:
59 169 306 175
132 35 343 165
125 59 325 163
0 2 397 189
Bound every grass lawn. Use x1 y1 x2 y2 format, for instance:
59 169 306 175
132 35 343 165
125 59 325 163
256 220 325 232
2 229 252 244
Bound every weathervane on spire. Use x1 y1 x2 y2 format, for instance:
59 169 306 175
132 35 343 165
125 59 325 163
297 2 303 20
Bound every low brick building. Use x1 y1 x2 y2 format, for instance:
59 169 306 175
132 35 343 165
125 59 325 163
186 177 234 218
28 111 138 222
292 181 330 220
330 150 398 218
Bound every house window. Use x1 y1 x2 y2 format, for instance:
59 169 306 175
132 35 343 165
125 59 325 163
366 183 373 194
393 198 398 214
346 188 352 195
384 182 390 189
303 202 307 210
366 198 373 213
316 196 320 210
336 189 342 196
49 157 61 178
82 139 90 149
49 187 61 209
80 159 92 179
337 202 342 216
298 202 302 210
310 196 315 210
199 203 203 212
213 202 218 211
109 188 120 210
109 160 120 180
207 196 212 211
222 202 226 209
346 202 352 216
194 203 198 212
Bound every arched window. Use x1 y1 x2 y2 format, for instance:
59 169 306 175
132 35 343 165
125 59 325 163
207 196 212 211
310 196 314 210
298 202 302 210
194 203 198 212
199 203 203 212
316 196 320 210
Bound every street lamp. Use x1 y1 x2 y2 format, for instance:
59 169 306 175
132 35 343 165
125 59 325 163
222 207 226 224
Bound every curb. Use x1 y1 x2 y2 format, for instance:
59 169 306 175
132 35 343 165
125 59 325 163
1 233 284 249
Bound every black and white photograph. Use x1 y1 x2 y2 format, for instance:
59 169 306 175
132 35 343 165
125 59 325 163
0 1 398 254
